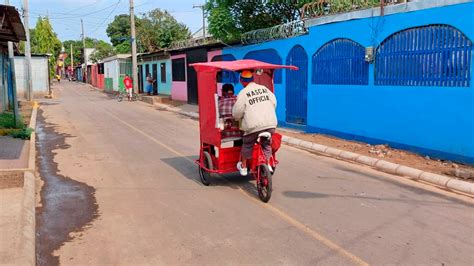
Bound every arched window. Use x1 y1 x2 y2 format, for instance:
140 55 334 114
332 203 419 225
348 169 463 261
212 54 238 83
244 49 283 84
312 38 368 85
375 24 472 87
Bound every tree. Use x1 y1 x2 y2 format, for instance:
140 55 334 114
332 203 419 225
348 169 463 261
62 40 83 67
106 14 132 47
89 40 115 63
205 0 311 42
106 10 190 53
30 16 62 78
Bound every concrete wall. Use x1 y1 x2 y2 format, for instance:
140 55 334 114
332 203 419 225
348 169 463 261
222 1 474 163
14 56 49 98
104 60 119 92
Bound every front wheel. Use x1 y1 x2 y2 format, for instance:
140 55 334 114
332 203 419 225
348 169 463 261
198 151 213 186
257 164 272 203
116 94 123 102
132 93 138 101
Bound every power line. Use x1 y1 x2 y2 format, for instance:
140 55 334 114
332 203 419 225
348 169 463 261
88 0 121 36
29 1 122 20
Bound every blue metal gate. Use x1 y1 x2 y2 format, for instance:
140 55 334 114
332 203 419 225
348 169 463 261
375 24 472 87
286 45 308 125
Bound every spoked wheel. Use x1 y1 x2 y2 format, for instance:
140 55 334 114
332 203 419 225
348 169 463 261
116 94 123 102
198 151 212 186
256 164 272 203
132 93 138 101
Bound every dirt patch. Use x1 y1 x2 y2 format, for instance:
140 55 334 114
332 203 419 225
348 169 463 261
279 129 474 181
0 171 24 189
35 109 99 266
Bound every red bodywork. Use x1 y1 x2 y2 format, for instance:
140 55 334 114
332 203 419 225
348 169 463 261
191 59 297 175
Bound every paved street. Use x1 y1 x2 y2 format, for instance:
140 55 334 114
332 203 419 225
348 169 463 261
36 82 474 265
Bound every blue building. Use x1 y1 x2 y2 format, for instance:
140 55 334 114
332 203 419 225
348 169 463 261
223 0 474 163
0 5 26 112
138 50 172 95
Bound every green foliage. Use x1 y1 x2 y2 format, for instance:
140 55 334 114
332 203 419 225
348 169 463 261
137 9 191 50
89 40 115 63
106 10 190 53
62 40 83 67
9 127 34 140
0 112 16 129
30 17 62 78
62 38 116 64
106 14 132 47
205 0 312 42
115 41 131 53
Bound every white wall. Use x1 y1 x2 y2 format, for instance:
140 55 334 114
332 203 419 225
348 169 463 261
14 56 50 98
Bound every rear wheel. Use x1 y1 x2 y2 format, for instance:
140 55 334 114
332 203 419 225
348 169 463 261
198 151 212 186
257 164 272 202
132 93 138 101
116 94 123 102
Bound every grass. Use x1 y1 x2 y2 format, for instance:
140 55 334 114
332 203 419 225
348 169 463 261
0 112 33 140
0 112 18 129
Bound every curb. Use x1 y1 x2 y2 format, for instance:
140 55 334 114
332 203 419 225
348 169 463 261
16 101 38 266
281 135 474 197
151 103 474 197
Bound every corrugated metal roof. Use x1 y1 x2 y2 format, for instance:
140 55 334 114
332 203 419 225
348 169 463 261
0 5 26 43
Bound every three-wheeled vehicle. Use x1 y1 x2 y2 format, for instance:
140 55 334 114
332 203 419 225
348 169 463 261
191 59 298 202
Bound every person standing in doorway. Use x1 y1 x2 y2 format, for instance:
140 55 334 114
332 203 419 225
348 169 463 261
146 73 155 96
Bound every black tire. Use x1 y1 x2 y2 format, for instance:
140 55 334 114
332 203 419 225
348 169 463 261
116 94 123 102
199 151 212 186
132 93 138 101
257 164 272 203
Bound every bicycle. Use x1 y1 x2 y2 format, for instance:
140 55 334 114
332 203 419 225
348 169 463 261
116 89 138 102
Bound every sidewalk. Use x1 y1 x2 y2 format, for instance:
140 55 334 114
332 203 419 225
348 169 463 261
0 186 23 264
0 102 38 266
140 97 474 196
0 136 29 170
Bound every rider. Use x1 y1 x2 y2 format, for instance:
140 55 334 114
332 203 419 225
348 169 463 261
232 70 277 176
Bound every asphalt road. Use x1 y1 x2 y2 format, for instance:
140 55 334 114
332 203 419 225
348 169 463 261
36 82 474 265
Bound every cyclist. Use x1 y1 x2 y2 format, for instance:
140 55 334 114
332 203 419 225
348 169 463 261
232 70 277 176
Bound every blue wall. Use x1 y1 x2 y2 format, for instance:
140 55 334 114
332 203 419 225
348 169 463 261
223 2 474 163
141 59 172 95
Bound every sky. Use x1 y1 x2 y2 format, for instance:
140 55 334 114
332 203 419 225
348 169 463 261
7 0 205 43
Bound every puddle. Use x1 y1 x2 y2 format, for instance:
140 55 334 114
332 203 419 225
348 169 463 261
35 109 99 266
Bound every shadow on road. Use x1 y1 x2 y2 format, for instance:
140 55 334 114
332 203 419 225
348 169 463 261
161 156 261 200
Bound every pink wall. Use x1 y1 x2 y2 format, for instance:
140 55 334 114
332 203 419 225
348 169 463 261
171 54 187 101
207 49 223 96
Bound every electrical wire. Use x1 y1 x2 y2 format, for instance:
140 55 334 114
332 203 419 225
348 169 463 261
87 0 122 36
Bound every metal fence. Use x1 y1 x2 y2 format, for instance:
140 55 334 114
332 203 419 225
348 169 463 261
301 0 403 19
375 24 473 87
241 20 308 45
312 38 369 85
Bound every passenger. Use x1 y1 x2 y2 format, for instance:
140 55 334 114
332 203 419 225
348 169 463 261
232 70 277 176
219 84 236 120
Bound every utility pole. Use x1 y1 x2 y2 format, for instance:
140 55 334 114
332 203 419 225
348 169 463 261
23 0 33 101
193 4 205 38
129 0 138 94
70 43 73 76
81 18 86 82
